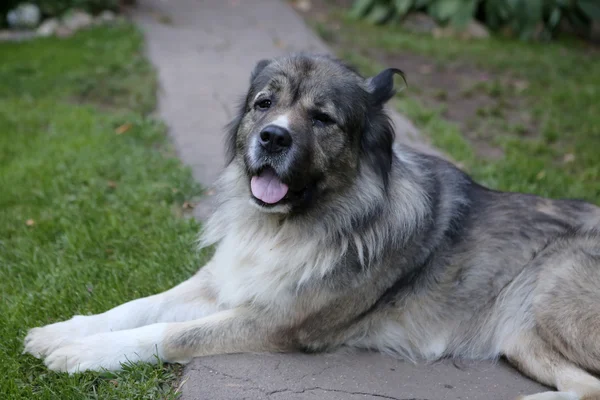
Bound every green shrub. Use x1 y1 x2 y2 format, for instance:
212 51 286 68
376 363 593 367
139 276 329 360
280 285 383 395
2 0 120 27
349 0 600 40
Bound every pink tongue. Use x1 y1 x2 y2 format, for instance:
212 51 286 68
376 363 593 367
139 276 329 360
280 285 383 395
251 169 289 204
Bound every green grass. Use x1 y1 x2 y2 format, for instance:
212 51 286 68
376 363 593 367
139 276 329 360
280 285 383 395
309 10 600 203
0 24 205 398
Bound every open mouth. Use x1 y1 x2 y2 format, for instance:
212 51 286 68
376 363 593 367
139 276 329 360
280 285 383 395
250 166 306 207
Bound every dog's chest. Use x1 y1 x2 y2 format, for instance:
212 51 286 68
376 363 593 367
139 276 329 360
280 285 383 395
208 227 338 308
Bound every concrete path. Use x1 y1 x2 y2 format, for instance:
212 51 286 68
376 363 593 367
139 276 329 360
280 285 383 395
131 0 546 399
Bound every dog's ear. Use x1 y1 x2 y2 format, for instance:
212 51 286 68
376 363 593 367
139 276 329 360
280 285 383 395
366 68 407 106
224 97 246 165
361 68 404 189
225 59 273 164
361 110 395 189
250 59 272 83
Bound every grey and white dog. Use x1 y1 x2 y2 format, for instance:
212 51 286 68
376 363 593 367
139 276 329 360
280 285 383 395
25 54 600 400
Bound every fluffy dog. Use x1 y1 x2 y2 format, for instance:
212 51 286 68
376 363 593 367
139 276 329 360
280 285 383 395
25 54 600 400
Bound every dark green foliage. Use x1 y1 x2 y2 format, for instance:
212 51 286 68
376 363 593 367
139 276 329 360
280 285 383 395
349 0 600 40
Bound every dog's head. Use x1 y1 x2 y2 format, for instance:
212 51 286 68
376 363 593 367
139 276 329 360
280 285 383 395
226 54 404 214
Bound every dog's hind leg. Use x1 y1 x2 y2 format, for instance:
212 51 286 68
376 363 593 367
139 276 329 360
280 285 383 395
24 260 221 358
504 329 600 400
533 232 600 374
519 393 579 400
504 233 600 400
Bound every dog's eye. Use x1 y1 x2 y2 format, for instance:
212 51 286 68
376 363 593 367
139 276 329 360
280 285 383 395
255 99 272 110
312 113 334 127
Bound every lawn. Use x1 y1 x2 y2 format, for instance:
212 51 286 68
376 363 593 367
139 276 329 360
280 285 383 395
302 2 600 203
0 24 205 398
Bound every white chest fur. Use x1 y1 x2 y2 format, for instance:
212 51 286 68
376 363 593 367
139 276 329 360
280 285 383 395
207 220 344 309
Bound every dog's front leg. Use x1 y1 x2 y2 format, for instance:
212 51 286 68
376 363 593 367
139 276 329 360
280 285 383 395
24 261 221 358
43 307 289 373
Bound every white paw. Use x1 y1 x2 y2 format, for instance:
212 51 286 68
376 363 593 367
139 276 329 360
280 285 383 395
518 391 580 400
43 324 166 373
23 315 102 358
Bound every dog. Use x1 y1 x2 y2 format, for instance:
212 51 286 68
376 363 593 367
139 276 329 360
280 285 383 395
24 54 600 400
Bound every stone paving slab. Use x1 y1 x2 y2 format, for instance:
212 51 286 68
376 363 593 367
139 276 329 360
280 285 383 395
181 352 546 400
131 0 547 399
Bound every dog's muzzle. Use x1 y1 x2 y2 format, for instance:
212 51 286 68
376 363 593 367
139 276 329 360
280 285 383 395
247 126 313 209
248 125 294 204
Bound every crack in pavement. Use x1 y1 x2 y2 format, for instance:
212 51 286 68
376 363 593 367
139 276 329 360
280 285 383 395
189 360 427 400
298 363 336 380
266 387 428 400
192 360 256 384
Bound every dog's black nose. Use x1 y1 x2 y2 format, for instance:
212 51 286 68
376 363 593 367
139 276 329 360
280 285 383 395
259 125 292 153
